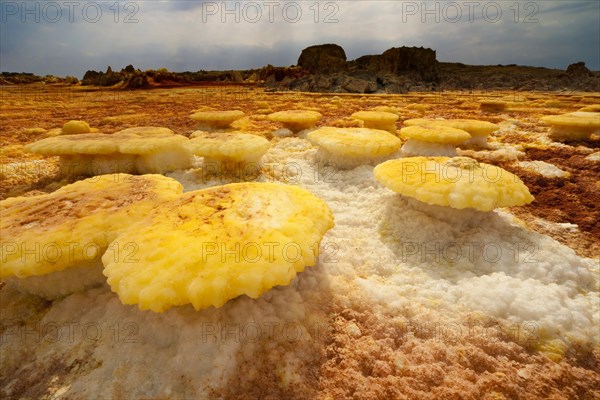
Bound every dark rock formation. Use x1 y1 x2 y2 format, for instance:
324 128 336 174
0 72 41 84
81 67 122 86
81 70 101 85
263 44 439 93
258 44 599 93
0 72 78 85
6 46 599 92
123 73 149 88
82 66 161 87
338 75 378 93
297 44 347 74
79 65 266 87
437 62 599 91
350 47 439 82
257 65 308 83
566 62 591 77
260 44 599 93
63 76 80 84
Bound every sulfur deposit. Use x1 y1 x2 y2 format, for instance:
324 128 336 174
1 86 598 399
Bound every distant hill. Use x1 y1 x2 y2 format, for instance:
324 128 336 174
2 45 598 92
0 72 79 85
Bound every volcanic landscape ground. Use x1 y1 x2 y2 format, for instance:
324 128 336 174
0 84 599 399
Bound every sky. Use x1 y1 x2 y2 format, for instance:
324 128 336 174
1 0 599 77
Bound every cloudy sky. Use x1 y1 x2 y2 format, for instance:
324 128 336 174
1 0 599 77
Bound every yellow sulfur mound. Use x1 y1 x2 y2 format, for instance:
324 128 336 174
29 133 134 176
308 127 402 169
480 101 507 112
187 131 270 160
255 101 270 109
23 127 48 135
268 110 322 132
352 111 399 133
114 126 174 136
541 112 600 129
117 133 189 155
118 134 193 174
399 125 471 157
374 157 534 212
25 133 193 176
403 118 499 147
400 125 470 144
404 118 499 136
102 182 335 312
190 110 245 129
0 174 183 279
25 133 124 155
61 120 91 135
371 106 401 116
579 104 600 112
308 127 401 157
187 131 270 177
540 112 600 141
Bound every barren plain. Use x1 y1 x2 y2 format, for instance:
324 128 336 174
1 84 599 399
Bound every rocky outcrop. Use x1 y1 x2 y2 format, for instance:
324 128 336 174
349 47 439 82
122 73 149 88
262 44 439 93
257 65 307 83
80 66 265 87
0 72 79 85
6 46 598 92
566 62 591 77
438 62 599 91
259 44 599 93
339 75 378 93
297 44 347 74
81 66 173 87
81 67 123 86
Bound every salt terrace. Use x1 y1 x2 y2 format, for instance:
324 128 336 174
0 84 599 399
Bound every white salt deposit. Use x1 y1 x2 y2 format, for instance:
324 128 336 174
1 136 598 397
271 128 294 137
401 139 457 157
517 160 571 178
4 262 106 300
586 151 600 162
462 135 489 148
458 143 525 162
0 159 56 181
315 147 401 169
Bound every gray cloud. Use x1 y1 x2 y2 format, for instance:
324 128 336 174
1 0 598 77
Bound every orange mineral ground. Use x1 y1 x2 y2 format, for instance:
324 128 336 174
1 84 599 399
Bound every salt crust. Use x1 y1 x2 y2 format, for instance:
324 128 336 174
0 160 56 182
1 136 598 397
585 151 600 162
516 161 570 178
401 139 457 157
4 262 106 300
